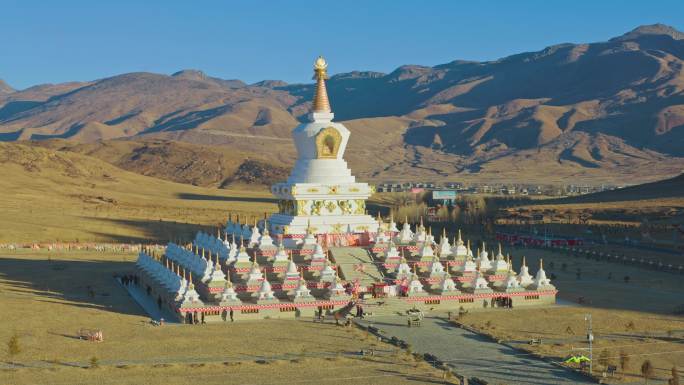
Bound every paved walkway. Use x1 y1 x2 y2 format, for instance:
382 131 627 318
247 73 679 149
357 314 595 385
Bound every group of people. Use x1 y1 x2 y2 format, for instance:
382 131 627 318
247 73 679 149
491 296 513 308
119 274 139 286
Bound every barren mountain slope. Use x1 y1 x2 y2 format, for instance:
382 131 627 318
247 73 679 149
33 139 289 188
2 24 684 184
0 71 298 142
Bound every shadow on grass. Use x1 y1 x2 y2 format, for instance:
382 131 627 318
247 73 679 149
176 193 277 204
0 256 146 318
81 217 221 244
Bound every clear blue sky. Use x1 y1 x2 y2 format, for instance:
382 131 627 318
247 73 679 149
1 0 683 89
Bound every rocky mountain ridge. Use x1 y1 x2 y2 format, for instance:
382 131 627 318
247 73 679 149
2 24 684 185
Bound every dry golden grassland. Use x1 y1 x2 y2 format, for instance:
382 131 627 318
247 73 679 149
0 142 276 243
459 246 684 383
0 250 448 385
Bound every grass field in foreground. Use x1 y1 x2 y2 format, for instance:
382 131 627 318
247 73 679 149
460 246 684 384
0 250 447 385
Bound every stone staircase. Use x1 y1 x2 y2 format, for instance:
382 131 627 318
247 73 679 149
330 247 429 316
329 247 383 286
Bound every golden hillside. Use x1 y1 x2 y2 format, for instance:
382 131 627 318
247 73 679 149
0 142 276 243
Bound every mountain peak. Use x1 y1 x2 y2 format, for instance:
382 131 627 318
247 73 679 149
252 79 288 88
171 69 208 81
0 79 15 94
611 23 684 42
171 69 246 89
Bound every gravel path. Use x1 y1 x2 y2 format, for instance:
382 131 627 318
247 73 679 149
357 314 596 385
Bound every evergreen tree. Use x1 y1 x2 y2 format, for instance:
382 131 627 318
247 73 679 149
642 360 654 385
619 350 630 372
7 334 20 360
670 366 680 385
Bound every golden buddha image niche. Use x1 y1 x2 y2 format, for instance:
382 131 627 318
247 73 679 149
315 126 342 159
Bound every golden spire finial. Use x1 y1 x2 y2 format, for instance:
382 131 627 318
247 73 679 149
314 56 328 73
312 55 331 113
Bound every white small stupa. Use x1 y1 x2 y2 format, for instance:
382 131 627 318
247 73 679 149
221 230 231 253
502 263 524 293
247 256 264 284
451 229 468 258
407 267 426 297
285 253 301 281
388 214 399 233
396 256 412 280
255 272 277 303
302 221 318 247
395 216 414 244
326 276 349 300
206 254 227 287
530 259 555 291
249 220 261 248
199 249 215 282
490 244 509 273
418 229 435 261
438 271 460 294
374 214 390 244
220 275 242 305
310 241 327 267
273 243 289 264
291 270 314 301
227 234 239 262
517 256 534 288
257 221 276 250
413 217 427 244
383 241 401 262
235 242 251 265
470 265 493 293
477 243 492 271
437 229 452 257
179 273 204 307
319 257 337 283
459 254 477 274
425 227 436 246
173 267 188 301
428 255 445 278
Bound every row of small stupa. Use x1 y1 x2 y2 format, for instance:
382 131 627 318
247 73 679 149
368 217 555 296
220 214 555 293
375 241 554 297
135 228 351 310
135 215 555 311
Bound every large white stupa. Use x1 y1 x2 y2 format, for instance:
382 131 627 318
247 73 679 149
269 56 379 243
